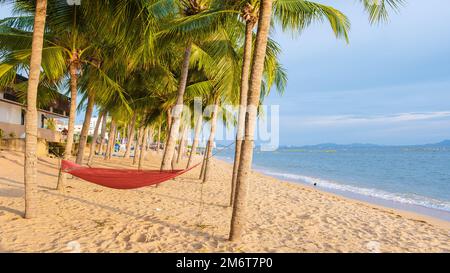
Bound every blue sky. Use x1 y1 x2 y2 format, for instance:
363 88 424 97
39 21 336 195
266 0 450 145
1 1 449 145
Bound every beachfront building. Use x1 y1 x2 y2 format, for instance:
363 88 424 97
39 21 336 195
0 75 70 142
72 116 103 136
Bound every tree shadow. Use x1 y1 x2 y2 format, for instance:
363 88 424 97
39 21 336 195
1 157 58 178
0 177 54 191
44 189 228 241
0 206 23 217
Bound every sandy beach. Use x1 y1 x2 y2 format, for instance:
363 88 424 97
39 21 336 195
0 150 449 253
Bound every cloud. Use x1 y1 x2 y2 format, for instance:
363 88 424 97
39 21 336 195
298 111 450 126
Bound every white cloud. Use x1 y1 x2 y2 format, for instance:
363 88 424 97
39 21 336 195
298 111 450 126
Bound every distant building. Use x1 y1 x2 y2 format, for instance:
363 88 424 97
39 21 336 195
0 75 70 142
72 115 104 136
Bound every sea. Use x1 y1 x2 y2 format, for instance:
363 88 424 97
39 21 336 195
216 142 450 222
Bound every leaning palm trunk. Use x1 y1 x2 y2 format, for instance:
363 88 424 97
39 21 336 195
98 113 107 155
176 126 187 163
157 123 162 153
230 20 255 206
76 94 95 164
104 119 116 160
161 43 192 170
146 128 153 151
138 127 149 170
87 111 104 165
230 0 273 241
57 57 79 191
124 113 136 159
202 101 220 183
24 0 47 218
133 127 143 165
199 143 210 180
109 126 117 160
187 114 203 168
161 109 172 159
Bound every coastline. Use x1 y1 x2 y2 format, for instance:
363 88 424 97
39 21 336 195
251 168 450 231
216 155 450 225
0 150 449 252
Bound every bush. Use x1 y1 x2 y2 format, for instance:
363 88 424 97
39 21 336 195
8 132 16 139
46 118 57 131
87 135 93 144
0 129 4 139
48 142 65 157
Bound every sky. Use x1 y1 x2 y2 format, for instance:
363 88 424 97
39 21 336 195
1 1 449 146
265 0 450 145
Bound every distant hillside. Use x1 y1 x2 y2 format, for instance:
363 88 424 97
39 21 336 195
423 140 450 147
278 140 450 150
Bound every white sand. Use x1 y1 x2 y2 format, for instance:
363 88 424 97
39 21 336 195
0 150 449 253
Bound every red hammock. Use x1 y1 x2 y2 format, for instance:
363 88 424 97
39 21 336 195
61 160 199 190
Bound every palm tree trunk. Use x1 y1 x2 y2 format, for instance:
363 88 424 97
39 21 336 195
202 100 220 183
98 113 107 155
124 113 136 159
187 113 203 168
157 122 162 153
229 0 273 241
133 127 143 165
104 119 116 160
87 111 104 165
138 127 149 170
109 126 117 159
24 0 47 218
176 126 187 163
230 20 255 206
199 143 209 180
161 108 172 159
57 57 79 191
146 128 153 151
161 43 192 170
76 94 95 164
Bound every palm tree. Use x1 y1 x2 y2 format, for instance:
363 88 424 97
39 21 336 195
123 113 137 159
87 110 105 165
75 92 95 164
160 0 235 170
138 126 149 170
229 0 273 240
228 0 352 207
24 0 47 219
229 0 404 240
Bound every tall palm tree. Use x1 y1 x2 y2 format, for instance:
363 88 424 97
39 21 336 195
75 92 95 164
123 113 137 159
87 110 105 165
24 0 47 219
229 0 273 240
228 0 352 207
159 0 238 170
229 0 404 240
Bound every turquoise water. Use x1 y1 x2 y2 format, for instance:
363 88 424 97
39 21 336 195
218 145 450 221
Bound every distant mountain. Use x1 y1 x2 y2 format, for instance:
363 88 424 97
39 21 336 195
278 140 450 149
422 140 450 147
278 143 382 150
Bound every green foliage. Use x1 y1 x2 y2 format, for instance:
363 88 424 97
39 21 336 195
0 0 403 143
48 142 65 157
46 118 56 131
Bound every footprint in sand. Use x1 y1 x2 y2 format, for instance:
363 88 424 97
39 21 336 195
130 233 147 243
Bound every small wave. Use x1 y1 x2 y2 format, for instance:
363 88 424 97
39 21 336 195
261 170 450 212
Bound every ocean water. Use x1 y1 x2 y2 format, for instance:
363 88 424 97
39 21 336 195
217 146 450 221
